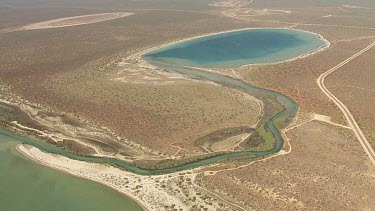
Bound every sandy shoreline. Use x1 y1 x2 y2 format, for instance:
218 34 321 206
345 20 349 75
15 144 233 211
16 144 151 211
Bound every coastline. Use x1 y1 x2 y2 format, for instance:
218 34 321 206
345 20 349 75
15 144 151 211
14 131 294 211
15 143 235 210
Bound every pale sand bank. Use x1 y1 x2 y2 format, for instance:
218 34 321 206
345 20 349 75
1 12 134 33
22 12 134 30
16 144 233 211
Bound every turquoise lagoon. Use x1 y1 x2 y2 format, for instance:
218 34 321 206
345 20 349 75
142 28 327 68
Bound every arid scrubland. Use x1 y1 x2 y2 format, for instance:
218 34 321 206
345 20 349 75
325 47 375 149
198 121 375 210
1 0 375 210
0 9 267 155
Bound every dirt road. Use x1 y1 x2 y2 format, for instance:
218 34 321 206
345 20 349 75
317 40 375 166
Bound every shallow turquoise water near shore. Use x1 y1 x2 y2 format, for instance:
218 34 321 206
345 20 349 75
0 133 143 211
143 28 326 68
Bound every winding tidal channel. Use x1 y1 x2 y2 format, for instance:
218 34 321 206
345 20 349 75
1 28 328 175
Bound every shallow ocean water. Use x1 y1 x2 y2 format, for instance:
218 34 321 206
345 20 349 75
0 133 142 211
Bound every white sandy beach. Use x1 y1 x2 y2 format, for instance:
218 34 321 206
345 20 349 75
16 144 233 211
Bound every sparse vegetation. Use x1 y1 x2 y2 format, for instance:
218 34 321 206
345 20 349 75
1 0 375 210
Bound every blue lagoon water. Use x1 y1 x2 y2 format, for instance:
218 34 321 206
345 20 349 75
143 28 326 68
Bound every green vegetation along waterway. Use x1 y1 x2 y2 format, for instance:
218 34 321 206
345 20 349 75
1 28 327 176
